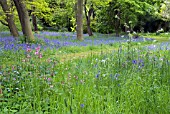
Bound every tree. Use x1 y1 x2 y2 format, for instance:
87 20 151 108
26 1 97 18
0 0 19 38
160 0 170 21
30 1 38 32
84 0 94 36
13 0 34 42
77 0 83 40
28 0 54 29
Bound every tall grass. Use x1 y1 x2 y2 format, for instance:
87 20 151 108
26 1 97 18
0 41 169 113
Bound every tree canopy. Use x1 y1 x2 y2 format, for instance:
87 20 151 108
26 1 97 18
0 0 169 40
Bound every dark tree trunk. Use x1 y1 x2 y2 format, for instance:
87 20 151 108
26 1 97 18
31 1 38 32
13 0 34 42
114 10 121 37
0 0 19 38
84 0 93 36
76 0 83 40
32 14 38 32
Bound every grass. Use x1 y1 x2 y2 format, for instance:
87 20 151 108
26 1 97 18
0 32 170 113
139 33 170 42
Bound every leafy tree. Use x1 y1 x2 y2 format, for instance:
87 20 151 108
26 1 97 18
0 0 19 38
160 0 170 21
84 0 97 36
77 0 83 40
13 0 34 42
27 0 53 28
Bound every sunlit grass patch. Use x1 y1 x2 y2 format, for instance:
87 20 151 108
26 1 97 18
139 33 170 42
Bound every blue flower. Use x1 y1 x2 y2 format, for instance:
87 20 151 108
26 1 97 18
139 59 144 67
114 73 120 80
96 74 99 78
80 104 84 108
132 60 137 64
95 71 100 78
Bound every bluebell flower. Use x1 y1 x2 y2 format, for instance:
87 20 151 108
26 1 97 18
95 71 100 78
96 74 99 78
80 104 84 108
139 59 144 67
132 60 137 64
114 73 120 80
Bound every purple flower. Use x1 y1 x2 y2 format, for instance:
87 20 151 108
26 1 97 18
139 59 144 67
132 60 137 64
47 78 51 81
114 73 120 80
80 104 84 108
95 71 100 78
96 74 99 78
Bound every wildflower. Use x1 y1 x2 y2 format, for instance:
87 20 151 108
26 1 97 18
95 71 100 78
121 35 124 38
12 66 15 70
39 53 42 58
50 85 54 88
159 58 163 61
74 75 78 80
139 59 144 67
22 59 26 62
80 80 85 84
35 45 41 52
47 78 51 81
80 104 84 108
15 88 19 90
47 58 52 63
114 73 120 80
27 54 31 58
102 74 106 77
96 73 99 78
26 47 31 52
132 60 137 64
101 59 106 64
35 51 39 55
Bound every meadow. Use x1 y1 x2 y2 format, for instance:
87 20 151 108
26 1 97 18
0 31 170 113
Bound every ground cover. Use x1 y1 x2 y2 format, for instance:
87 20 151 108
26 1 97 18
0 31 170 113
139 32 170 42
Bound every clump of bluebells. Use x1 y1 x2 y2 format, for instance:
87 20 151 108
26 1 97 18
132 59 144 68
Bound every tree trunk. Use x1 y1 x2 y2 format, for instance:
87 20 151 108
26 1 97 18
32 12 38 32
31 1 38 32
74 2 78 32
0 0 19 38
114 10 121 37
13 0 34 42
76 0 83 40
84 0 93 36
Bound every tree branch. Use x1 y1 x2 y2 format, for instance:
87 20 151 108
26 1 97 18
0 20 8 26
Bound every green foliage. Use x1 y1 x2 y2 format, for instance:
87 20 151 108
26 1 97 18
0 23 8 32
0 40 169 113
27 0 54 26
0 0 168 33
